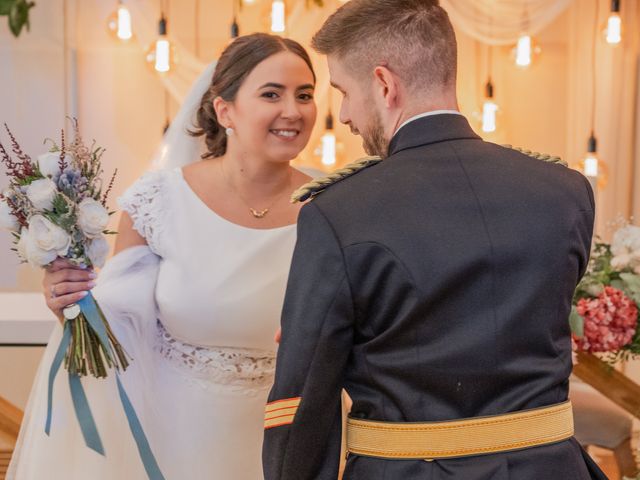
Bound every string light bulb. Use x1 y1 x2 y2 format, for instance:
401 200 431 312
107 1 133 41
577 133 608 190
603 0 622 45
584 134 599 178
321 112 337 166
145 14 174 73
482 80 498 133
512 33 541 68
271 0 285 33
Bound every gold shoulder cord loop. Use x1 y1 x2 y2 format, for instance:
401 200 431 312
291 156 382 203
502 145 567 167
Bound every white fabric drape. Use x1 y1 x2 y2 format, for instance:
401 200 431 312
441 0 575 46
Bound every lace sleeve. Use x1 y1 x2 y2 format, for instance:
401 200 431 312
117 170 167 257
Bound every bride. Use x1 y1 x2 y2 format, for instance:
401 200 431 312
8 32 318 479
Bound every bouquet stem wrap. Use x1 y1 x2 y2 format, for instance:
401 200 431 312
44 291 165 480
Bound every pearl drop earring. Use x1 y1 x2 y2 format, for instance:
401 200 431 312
225 127 234 136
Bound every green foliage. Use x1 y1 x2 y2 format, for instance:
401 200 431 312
45 193 76 230
568 306 583 338
0 0 35 38
15 172 43 185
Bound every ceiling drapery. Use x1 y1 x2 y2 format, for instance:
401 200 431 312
440 0 574 46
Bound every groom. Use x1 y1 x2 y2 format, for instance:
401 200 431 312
263 1 606 479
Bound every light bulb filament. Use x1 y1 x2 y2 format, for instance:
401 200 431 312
271 0 285 33
516 35 532 67
482 101 498 133
155 38 171 72
321 133 337 166
606 14 622 44
116 6 132 40
584 155 599 177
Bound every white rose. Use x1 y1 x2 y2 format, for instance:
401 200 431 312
611 253 633 270
25 233 58 267
86 235 110 268
37 152 69 179
26 178 58 211
16 227 56 267
611 225 640 269
29 214 71 256
0 198 19 231
77 198 109 238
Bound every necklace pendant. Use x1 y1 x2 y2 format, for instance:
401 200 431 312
250 208 269 218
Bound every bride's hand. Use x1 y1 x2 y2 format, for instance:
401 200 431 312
43 258 97 324
274 328 281 344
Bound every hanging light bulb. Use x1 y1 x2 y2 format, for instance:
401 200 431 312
515 34 532 67
583 135 599 178
603 0 622 45
576 133 608 190
107 1 133 41
321 112 337 166
145 14 174 74
512 33 541 69
271 0 285 33
482 80 498 133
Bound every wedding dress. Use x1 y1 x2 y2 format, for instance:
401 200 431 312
8 62 300 480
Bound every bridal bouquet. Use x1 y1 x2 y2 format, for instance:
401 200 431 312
0 121 128 377
571 223 640 364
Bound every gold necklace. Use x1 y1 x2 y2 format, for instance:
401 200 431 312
220 162 292 219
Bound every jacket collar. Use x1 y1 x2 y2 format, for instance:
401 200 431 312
387 113 481 157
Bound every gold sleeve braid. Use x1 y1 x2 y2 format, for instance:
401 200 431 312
291 146 566 204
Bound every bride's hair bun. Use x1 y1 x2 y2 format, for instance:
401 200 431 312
189 33 315 159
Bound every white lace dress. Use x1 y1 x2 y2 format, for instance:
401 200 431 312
8 167 297 480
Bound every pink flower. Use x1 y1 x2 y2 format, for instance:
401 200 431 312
574 286 638 353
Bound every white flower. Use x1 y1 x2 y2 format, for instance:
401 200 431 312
25 236 58 267
26 178 58 211
611 225 640 270
18 226 57 267
77 198 109 238
29 214 71 257
37 152 69 179
86 235 110 268
0 198 19 231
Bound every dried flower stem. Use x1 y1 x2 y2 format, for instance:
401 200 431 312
102 168 117 206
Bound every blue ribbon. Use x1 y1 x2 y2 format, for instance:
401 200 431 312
45 292 165 480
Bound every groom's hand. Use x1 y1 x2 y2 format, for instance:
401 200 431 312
274 328 282 344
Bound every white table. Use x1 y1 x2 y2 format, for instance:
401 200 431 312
0 293 56 346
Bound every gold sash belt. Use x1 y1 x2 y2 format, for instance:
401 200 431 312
346 401 574 460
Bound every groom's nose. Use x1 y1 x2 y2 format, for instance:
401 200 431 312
339 102 350 127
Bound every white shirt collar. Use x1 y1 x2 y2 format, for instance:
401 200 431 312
393 110 463 137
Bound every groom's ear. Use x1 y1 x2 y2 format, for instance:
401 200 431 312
373 65 400 109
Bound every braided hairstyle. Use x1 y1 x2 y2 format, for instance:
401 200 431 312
190 33 316 159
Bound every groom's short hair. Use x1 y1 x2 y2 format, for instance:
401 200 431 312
312 0 457 93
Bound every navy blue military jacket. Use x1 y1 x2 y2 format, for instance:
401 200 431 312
263 114 605 479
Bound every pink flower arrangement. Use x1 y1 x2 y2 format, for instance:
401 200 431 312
574 286 638 353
